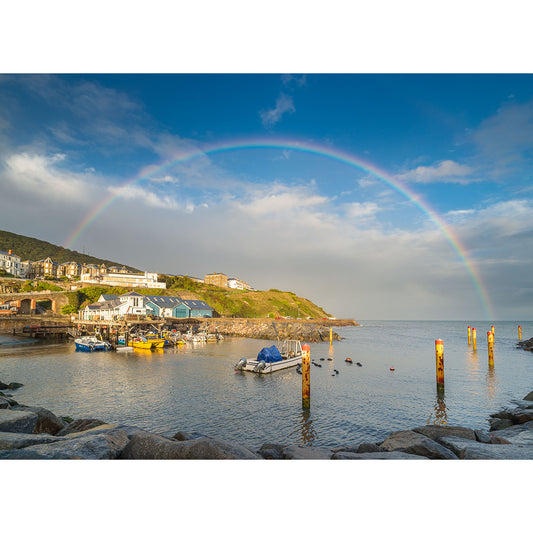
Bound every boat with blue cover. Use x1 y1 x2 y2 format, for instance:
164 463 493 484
234 339 303 373
75 336 112 352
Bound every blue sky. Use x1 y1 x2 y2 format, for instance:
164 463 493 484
1 72 533 320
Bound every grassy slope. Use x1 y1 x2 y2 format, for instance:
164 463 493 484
0 229 138 270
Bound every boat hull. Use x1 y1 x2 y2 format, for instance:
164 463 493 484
240 355 302 373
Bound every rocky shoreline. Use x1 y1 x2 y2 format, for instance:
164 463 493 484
2 379 533 459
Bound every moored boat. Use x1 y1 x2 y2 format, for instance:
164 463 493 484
75 336 112 352
234 339 304 373
128 336 165 350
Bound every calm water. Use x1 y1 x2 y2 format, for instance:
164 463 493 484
1 320 532 449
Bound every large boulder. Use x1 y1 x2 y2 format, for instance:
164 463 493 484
121 432 260 459
55 419 106 436
258 443 285 459
0 409 38 433
332 451 429 460
281 445 333 460
523 391 533 402
11 406 65 435
0 431 64 450
0 397 10 409
0 428 130 459
412 425 476 442
490 408 533 425
379 430 458 459
489 421 533 446
488 417 514 431
439 436 533 459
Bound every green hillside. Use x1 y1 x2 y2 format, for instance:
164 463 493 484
0 229 138 270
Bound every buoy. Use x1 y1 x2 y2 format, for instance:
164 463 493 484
334 369 339 374
345 358 353 363
320 358 325 361
356 362 362 367
390 367 395 371
327 357 333 361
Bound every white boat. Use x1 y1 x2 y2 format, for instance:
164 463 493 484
234 339 304 374
75 336 111 352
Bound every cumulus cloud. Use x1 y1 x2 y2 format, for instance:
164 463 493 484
396 160 476 184
281 74 307 87
107 184 181 210
260 93 295 127
344 202 381 218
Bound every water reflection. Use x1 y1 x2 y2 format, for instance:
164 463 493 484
485 364 497 401
328 344 334 357
299 408 317 445
427 389 448 425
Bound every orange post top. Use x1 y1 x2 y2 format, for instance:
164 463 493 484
302 344 310 351
435 339 443 345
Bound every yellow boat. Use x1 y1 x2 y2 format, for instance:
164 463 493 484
128 336 165 350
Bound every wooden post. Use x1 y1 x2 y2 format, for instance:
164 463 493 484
329 326 333 345
467 326 471 345
435 339 444 390
302 343 310 409
491 325 495 337
487 331 494 366
518 325 522 340
472 328 477 351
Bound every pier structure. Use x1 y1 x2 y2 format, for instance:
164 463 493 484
0 291 70 315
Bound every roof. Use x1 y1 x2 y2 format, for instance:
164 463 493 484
144 295 182 308
178 299 213 310
121 291 143 297
100 294 120 301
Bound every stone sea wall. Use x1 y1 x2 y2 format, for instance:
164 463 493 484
2 379 533 459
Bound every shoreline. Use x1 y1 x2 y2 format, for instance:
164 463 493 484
1 379 532 459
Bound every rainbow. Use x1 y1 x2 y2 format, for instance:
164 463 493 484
63 137 494 320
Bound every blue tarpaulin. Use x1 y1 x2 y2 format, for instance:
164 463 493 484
256 345 283 363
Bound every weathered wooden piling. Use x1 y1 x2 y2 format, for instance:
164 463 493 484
329 326 333 345
435 339 444 390
519 325 522 340
487 331 494 366
467 326 471 345
302 343 310 409
472 327 477 351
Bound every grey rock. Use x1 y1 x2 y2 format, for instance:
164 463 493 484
0 409 38 433
412 425 476 442
121 432 260 459
258 443 285 459
11 406 65 435
172 430 208 441
331 445 359 453
490 408 533 425
474 430 492 444
281 445 333 460
55 418 106 436
489 417 514 431
357 442 383 453
379 430 458 459
490 421 533 446
332 451 429 460
490 435 512 444
0 382 9 390
0 431 65 450
0 397 10 409
439 436 533 459
523 391 533 402
0 428 130 459
8 382 23 390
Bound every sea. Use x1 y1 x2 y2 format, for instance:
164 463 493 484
1 320 532 449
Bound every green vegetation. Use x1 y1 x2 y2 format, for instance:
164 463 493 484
0 229 138 271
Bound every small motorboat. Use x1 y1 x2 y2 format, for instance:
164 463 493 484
234 339 304 374
75 336 111 352
128 336 165 350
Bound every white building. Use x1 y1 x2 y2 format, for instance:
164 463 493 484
0 250 25 278
79 292 148 320
80 270 166 289
227 277 251 290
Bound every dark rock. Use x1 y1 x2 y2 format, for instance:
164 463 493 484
474 430 492 444
0 397 10 409
0 382 8 390
412 424 476 442
0 410 38 433
172 430 208 441
490 435 512 444
379 430 458 459
490 421 533 445
357 442 383 453
0 431 64 450
7 382 23 390
11 406 65 435
439 436 533 459
490 408 533 425
489 417 514 431
121 432 260 459
258 443 285 459
523 391 533 402
332 451 429 460
55 418 106 436
281 445 332 460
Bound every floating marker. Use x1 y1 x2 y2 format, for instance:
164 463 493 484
472 328 477 351
519 325 522 340
491 325 495 337
329 326 333 345
487 331 494 366
468 326 471 345
390 367 395 371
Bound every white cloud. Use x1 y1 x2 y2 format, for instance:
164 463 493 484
108 184 180 210
396 160 476 184
281 74 307 87
260 93 295 127
345 202 381 218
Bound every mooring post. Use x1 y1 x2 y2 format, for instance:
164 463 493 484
302 343 310 409
435 339 444 391
329 326 333 345
467 326 471 345
487 331 494 366
472 328 477 351
491 325 495 337
518 325 522 340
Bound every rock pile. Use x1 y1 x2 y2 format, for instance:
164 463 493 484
518 336 533 351
2 384 533 459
